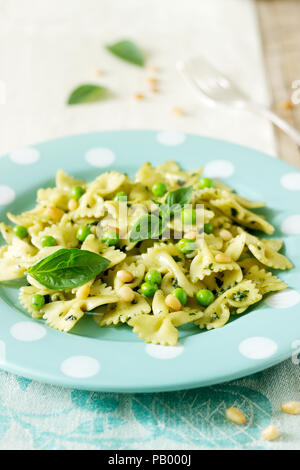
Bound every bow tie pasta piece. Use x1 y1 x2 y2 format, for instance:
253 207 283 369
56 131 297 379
152 289 170 315
111 262 145 290
135 161 188 189
98 293 151 326
244 233 293 270
81 234 102 253
92 171 126 197
195 188 274 234
244 265 287 295
225 233 247 261
7 206 55 229
37 188 70 212
19 285 70 318
196 280 262 330
70 187 105 220
0 236 39 281
129 183 152 203
81 234 126 268
130 314 178 346
142 245 195 296
233 194 266 209
262 238 284 252
190 240 242 285
211 197 274 235
129 305 203 346
42 293 119 332
31 221 79 249
56 170 85 192
204 233 224 251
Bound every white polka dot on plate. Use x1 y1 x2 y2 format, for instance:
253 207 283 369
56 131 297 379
265 288 300 309
10 147 40 165
281 215 300 235
145 344 184 359
85 148 115 167
157 131 186 146
0 340 6 364
10 321 46 342
280 172 300 191
0 185 15 206
204 160 235 178
61 355 100 379
239 337 278 360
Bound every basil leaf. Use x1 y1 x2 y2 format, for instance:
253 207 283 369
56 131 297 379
165 186 193 211
27 249 110 290
130 214 167 242
67 84 108 105
106 40 145 66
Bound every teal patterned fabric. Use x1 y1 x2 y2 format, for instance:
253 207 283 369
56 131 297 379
0 359 298 450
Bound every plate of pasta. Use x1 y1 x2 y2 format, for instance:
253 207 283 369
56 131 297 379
0 130 299 392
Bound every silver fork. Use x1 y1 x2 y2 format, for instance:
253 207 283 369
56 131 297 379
177 56 300 146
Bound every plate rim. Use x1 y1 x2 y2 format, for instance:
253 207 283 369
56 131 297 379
0 129 299 393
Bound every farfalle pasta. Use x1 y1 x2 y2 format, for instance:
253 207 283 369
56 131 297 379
0 162 292 346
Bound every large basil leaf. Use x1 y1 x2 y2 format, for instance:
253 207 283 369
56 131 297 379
67 84 108 105
106 40 145 66
27 249 110 290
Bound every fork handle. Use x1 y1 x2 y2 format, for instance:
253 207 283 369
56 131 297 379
246 102 300 146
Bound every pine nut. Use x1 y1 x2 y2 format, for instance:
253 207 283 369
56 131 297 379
46 206 64 222
185 230 198 240
219 229 233 241
76 284 90 300
147 77 158 84
280 99 293 110
119 285 135 303
261 425 280 441
68 199 78 211
172 107 184 116
133 93 144 100
281 401 300 415
215 253 232 264
165 294 182 311
225 407 246 425
117 270 134 283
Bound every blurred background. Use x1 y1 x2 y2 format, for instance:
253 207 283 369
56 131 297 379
0 0 299 166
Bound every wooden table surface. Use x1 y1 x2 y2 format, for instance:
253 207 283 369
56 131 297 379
256 0 300 169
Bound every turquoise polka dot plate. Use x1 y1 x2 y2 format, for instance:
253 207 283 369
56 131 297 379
0 130 299 392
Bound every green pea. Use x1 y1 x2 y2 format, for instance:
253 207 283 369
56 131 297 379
145 269 162 286
196 289 215 307
71 186 85 201
114 192 127 202
204 223 214 234
198 177 215 189
31 294 45 311
13 225 28 239
172 288 187 306
102 230 119 246
152 182 167 198
41 235 57 247
76 226 91 242
177 238 197 254
182 208 196 225
141 282 158 298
